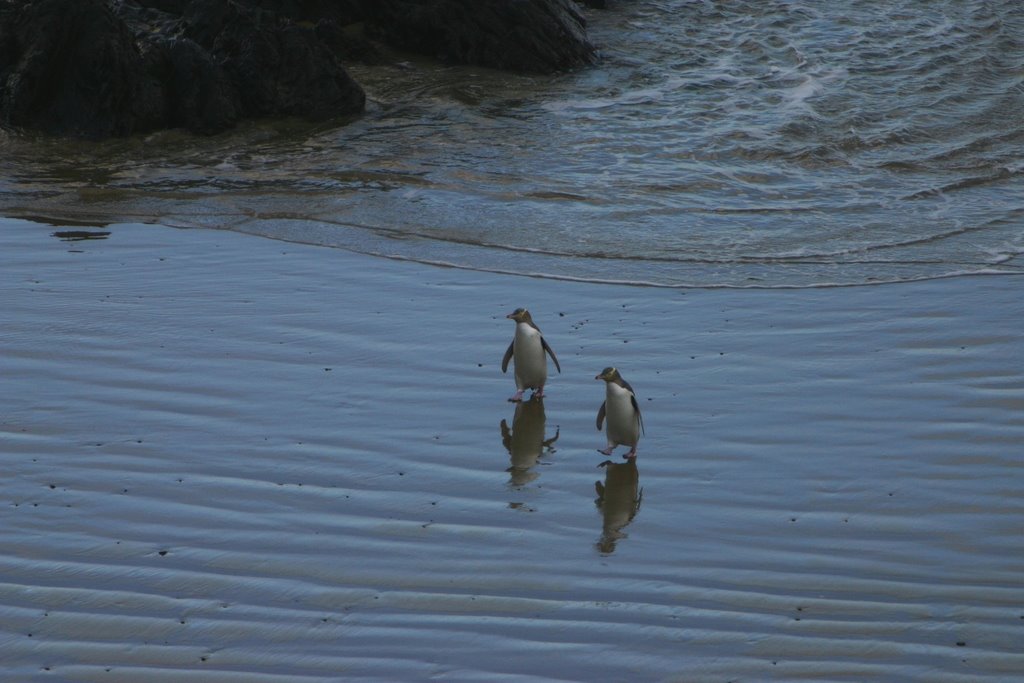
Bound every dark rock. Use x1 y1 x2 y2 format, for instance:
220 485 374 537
0 0 598 138
361 0 596 73
116 0 239 132
0 0 365 137
0 0 162 137
133 0 190 12
179 0 365 121
314 17 384 64
146 36 239 134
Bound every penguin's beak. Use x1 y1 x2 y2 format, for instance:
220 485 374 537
595 373 603 380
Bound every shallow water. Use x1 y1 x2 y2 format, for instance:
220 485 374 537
1 218 1022 681
2 1 1024 286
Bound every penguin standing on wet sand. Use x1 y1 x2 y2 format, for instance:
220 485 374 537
502 308 561 402
596 366 644 459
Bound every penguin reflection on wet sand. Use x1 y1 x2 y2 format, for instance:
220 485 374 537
595 459 642 554
595 367 644 459
500 396 559 486
502 308 561 402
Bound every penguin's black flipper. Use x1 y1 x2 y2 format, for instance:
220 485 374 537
596 401 606 430
501 340 514 373
631 394 645 434
541 337 561 373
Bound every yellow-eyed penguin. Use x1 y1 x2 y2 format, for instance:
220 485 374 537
502 308 561 402
595 367 644 459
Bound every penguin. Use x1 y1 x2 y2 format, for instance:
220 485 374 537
595 367 644 459
502 308 561 402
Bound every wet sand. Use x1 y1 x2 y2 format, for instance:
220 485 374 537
1 217 1022 682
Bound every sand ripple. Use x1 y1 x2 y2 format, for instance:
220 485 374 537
1 219 1021 681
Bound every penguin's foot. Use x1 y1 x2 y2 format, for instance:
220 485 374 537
623 448 637 460
534 386 546 398
508 390 525 402
598 446 615 456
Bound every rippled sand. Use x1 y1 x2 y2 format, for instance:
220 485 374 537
2 218 1022 682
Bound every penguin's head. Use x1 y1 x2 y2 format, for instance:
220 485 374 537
596 367 620 382
507 308 532 323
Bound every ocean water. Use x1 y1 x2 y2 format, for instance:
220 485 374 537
2 0 1023 287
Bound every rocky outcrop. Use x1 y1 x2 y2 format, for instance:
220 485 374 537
0 0 162 136
0 0 599 138
360 0 595 73
176 0 365 124
0 0 366 137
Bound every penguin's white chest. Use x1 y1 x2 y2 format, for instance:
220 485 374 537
605 383 639 445
512 324 547 389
